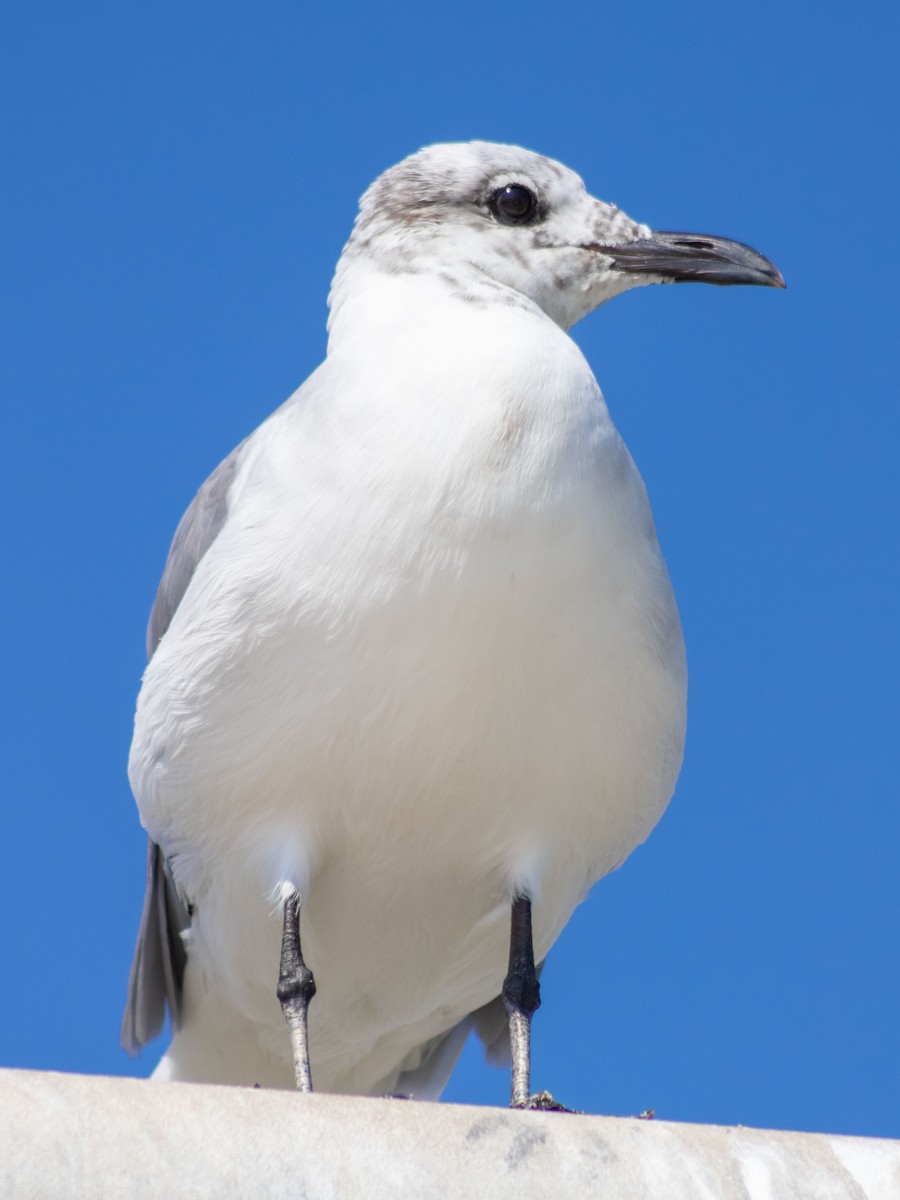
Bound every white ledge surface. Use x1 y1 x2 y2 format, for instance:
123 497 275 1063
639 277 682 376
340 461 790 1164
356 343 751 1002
1 1068 898 1199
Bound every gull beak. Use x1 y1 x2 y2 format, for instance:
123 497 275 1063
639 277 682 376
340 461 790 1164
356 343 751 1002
591 231 785 288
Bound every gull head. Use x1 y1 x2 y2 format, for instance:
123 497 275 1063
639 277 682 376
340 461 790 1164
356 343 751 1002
333 141 783 331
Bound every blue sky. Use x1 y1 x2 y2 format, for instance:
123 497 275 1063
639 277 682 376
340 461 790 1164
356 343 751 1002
3 2 897 1139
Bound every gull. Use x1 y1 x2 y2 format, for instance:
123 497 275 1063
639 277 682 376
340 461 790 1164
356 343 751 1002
122 141 782 1107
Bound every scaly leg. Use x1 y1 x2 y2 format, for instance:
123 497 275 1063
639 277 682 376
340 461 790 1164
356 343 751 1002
503 895 541 1108
276 889 316 1093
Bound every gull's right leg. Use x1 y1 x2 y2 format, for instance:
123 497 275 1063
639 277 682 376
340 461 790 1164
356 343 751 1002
276 888 317 1093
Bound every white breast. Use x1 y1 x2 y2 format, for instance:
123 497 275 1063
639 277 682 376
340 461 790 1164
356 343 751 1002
130 272 687 1092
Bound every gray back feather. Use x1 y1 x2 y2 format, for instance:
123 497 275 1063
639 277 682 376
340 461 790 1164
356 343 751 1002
146 442 245 657
122 444 244 1054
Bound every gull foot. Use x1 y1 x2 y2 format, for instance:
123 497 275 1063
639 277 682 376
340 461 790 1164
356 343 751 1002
513 1090 579 1113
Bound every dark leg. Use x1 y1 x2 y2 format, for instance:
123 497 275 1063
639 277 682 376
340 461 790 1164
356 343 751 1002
503 895 541 1108
276 889 317 1093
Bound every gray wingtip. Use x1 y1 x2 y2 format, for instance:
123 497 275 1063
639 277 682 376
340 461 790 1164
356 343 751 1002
121 840 190 1055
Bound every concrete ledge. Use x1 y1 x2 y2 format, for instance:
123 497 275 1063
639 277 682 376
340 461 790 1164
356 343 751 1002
1 1068 898 1199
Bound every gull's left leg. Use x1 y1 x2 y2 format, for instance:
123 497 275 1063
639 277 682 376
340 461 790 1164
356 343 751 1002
503 895 542 1108
276 888 316 1092
503 894 573 1112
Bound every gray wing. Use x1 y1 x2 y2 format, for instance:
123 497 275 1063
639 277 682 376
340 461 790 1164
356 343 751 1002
121 841 191 1054
122 444 245 1054
146 441 246 657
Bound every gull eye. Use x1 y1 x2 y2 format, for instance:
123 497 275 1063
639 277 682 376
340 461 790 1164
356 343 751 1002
490 184 538 226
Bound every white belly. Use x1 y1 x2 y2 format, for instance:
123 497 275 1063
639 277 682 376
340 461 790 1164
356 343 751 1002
130 308 687 1093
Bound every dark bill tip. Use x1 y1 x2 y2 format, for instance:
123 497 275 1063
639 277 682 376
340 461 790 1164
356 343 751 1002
589 231 785 289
